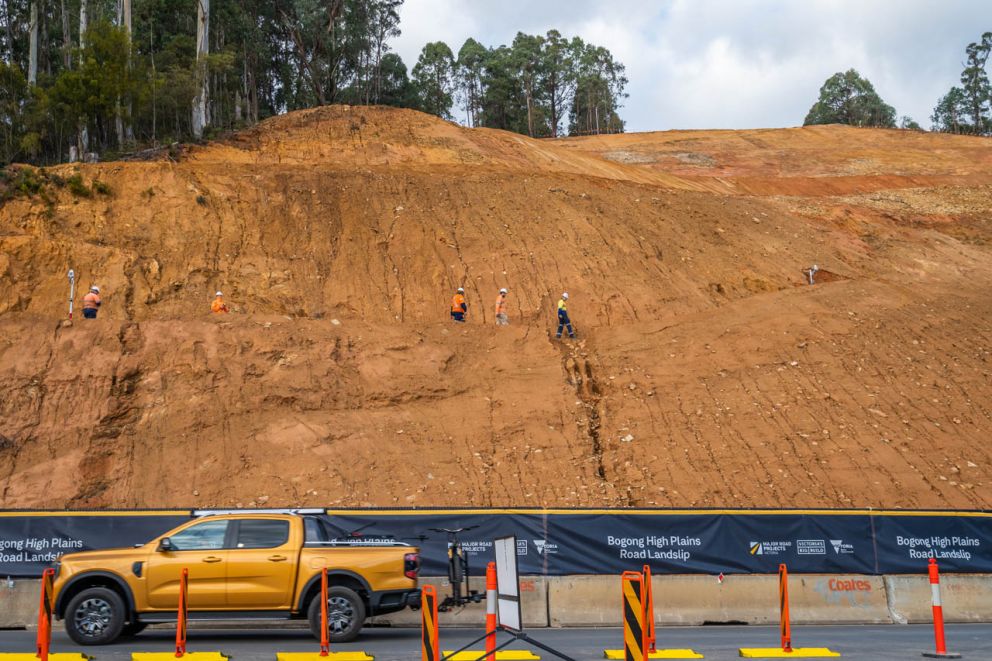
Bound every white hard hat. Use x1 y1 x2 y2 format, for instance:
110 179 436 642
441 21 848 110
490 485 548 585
215 291 223 296
499 288 508 294
457 287 465 293
90 286 100 293
562 292 569 299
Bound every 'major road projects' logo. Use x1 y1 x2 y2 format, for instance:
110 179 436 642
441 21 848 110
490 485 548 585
749 540 792 556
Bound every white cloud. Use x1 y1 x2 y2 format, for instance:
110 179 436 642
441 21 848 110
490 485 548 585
392 0 992 131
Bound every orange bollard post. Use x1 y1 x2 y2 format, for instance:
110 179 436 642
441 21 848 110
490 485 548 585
739 563 839 658
922 558 961 658
421 586 439 661
779 563 792 653
0 567 88 661
35 568 55 661
273 568 371 660
320 569 330 657
641 565 655 655
486 562 498 658
175 568 189 658
132 566 227 661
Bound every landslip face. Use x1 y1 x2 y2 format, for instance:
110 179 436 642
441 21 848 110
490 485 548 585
1 106 991 510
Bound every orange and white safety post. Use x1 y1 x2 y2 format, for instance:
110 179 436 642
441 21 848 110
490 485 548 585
738 564 840 658
486 562 498 658
922 558 961 659
438 563 538 661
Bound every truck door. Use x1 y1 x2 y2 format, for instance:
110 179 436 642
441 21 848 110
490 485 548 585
145 518 230 609
225 518 297 609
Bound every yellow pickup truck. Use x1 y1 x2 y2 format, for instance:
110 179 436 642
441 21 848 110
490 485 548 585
51 513 420 645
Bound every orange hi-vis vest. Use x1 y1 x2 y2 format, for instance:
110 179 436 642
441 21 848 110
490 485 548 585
211 297 228 314
451 293 466 313
495 294 506 316
82 292 101 310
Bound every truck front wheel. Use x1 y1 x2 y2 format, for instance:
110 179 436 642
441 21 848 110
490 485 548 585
308 586 366 643
64 587 126 645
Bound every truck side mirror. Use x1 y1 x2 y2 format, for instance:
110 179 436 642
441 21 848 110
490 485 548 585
157 537 174 552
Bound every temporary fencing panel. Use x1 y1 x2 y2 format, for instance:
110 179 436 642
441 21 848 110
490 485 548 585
1 509 991 577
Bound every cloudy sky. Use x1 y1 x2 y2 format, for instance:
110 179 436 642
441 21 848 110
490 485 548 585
390 0 991 133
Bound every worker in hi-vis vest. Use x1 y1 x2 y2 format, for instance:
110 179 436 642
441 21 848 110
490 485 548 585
451 287 467 322
211 291 229 314
556 292 575 339
495 288 509 326
82 286 102 319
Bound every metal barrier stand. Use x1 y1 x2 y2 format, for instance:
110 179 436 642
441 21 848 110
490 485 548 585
441 563 538 661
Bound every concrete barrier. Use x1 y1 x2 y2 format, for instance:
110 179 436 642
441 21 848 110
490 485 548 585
885 574 992 624
0 578 39 629
368 576 549 628
549 574 892 626
3 574 990 631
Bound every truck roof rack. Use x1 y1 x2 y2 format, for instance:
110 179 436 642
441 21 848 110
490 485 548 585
192 508 326 517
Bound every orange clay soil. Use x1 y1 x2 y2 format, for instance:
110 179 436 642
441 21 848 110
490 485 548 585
1 106 991 509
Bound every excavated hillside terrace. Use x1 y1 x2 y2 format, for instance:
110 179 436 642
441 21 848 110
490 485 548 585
1 105 991 510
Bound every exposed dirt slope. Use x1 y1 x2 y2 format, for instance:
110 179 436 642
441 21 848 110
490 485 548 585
1 106 991 509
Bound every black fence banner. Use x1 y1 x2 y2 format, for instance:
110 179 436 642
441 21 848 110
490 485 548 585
324 511 549 575
0 509 989 577
541 512 877 575
0 512 189 577
872 513 990 573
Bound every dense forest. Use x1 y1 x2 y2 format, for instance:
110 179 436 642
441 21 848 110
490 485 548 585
1 2 986 167
0 0 628 165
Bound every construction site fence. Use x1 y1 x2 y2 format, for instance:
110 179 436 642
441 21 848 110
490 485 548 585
0 508 990 577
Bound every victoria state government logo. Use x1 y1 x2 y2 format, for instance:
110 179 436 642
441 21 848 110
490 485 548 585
533 539 559 555
830 539 855 554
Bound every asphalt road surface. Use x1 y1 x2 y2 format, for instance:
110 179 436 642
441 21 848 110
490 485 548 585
3 624 991 661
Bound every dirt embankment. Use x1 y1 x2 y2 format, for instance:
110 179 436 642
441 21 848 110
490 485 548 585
1 106 991 509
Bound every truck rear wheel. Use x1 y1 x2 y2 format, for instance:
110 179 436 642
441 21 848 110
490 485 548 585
308 586 366 643
64 587 126 645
